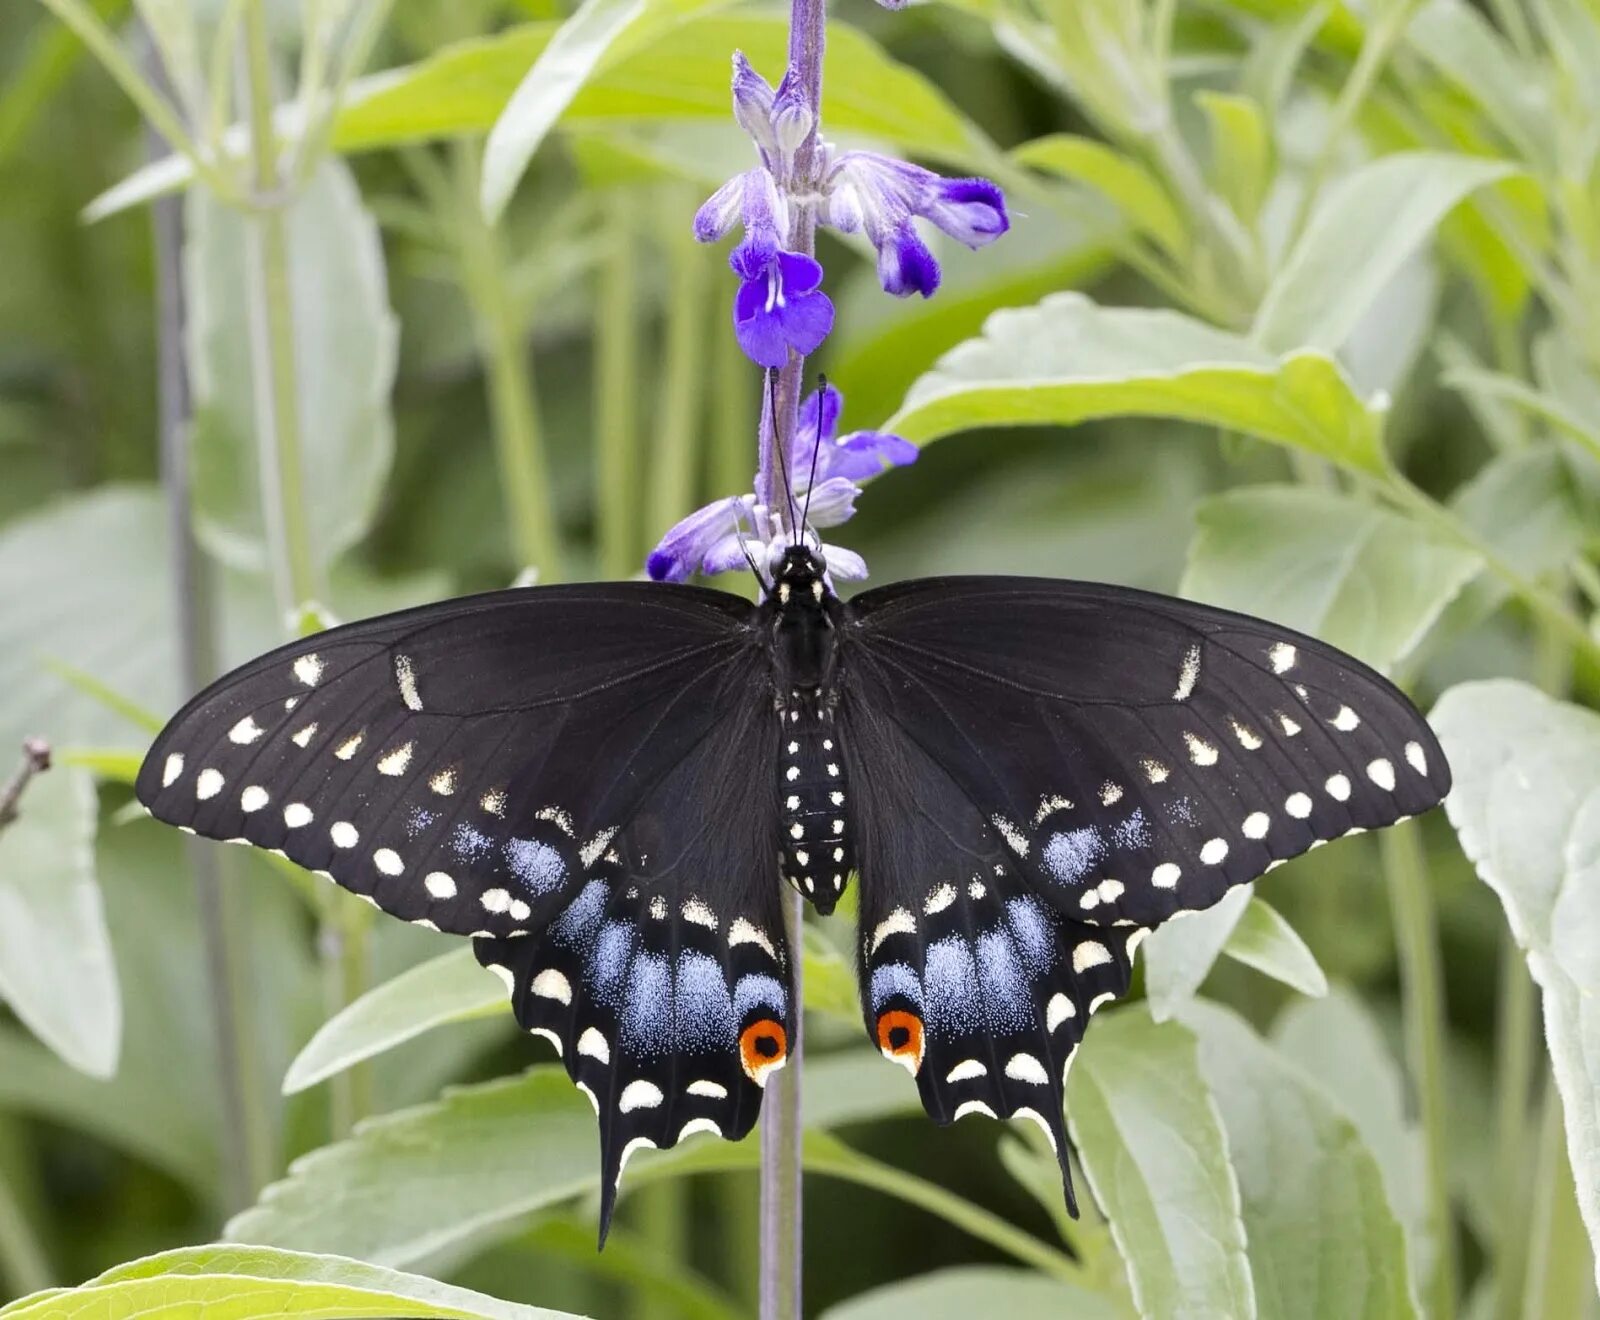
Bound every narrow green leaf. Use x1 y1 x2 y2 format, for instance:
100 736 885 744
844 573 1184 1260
1142 886 1253 1023
1433 680 1600 1290
132 0 202 113
1441 366 1600 464
1068 1008 1256 1320
0 768 119 1078
91 16 992 219
1406 0 1551 168
1012 134 1188 255
1194 91 1270 223
1181 1001 1420 1319
283 947 507 1095
887 293 1389 476
1450 445 1590 582
1274 988 1431 1291
0 1244 582 1319
1254 153 1514 352
802 924 862 1022
480 0 649 222
1221 898 1328 999
1181 486 1483 674
229 1055 920 1265
819 1267 1120 1320
187 157 399 575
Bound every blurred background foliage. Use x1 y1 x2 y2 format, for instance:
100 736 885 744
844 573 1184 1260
1 0 1599 1316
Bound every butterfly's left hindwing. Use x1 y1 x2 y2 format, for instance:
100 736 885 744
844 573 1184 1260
475 683 791 1241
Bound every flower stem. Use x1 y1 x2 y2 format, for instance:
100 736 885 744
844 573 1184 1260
760 884 805 1320
1520 1082 1592 1320
595 197 641 579
1382 819 1457 1320
242 0 320 615
0 1157 52 1298
453 141 564 579
146 35 271 1205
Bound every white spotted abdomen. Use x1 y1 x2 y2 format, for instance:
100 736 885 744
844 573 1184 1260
778 696 852 913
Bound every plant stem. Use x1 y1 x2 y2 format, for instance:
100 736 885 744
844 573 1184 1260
242 0 320 615
290 0 395 188
649 197 711 548
453 141 563 579
145 36 271 1205
1382 820 1457 1320
1492 946 1537 1320
760 884 805 1320
595 197 640 579
0 1162 52 1298
1520 1082 1593 1320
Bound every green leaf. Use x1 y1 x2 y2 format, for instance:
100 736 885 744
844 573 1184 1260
187 156 399 575
1181 486 1483 674
1253 153 1515 353
131 0 201 114
1274 988 1431 1291
1068 1008 1255 1320
1433 679 1600 1288
283 947 507 1096
480 0 650 221
1011 134 1188 256
1194 91 1270 224
1450 445 1590 582
1142 886 1253 1023
1181 1001 1420 1319
1221 898 1328 999
90 16 993 219
0 1243 582 1319
230 1054 920 1265
0 768 118 1077
819 1267 1121 1320
829 212 1115 430
886 294 1389 476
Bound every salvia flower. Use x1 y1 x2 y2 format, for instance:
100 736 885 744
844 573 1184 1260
647 384 914 584
824 153 1009 298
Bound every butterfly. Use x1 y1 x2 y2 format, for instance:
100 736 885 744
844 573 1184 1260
136 544 1450 1240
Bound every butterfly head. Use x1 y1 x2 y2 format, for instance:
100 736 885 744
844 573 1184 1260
769 543 829 607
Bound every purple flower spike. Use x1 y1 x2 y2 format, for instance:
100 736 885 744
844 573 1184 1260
878 223 941 298
734 251 834 369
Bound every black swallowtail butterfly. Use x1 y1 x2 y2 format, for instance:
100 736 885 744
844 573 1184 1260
136 546 1450 1239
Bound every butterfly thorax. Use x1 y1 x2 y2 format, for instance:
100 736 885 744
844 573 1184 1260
766 546 853 914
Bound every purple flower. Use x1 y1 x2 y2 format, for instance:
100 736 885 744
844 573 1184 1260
824 153 1009 298
793 383 918 486
733 251 834 369
647 385 913 582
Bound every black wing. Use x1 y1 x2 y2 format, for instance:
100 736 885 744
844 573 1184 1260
840 685 1133 1211
842 577 1450 929
136 584 759 940
474 676 791 1242
836 576 1449 1207
138 582 793 1242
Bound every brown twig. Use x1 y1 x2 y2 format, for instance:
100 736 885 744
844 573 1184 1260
0 738 52 831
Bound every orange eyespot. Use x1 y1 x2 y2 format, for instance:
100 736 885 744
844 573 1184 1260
876 1010 925 1076
739 1019 788 1086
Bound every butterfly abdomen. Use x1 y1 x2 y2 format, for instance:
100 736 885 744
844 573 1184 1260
778 691 853 913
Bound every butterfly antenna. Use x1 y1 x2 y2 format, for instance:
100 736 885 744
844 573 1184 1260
768 369 801 542
734 519 768 590
798 373 827 537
